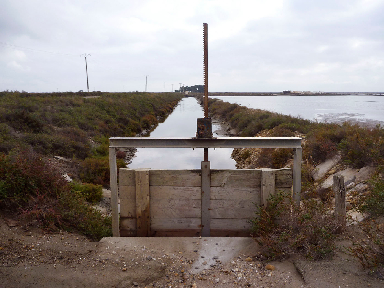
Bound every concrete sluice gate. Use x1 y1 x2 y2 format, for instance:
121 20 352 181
109 137 302 237
119 168 293 237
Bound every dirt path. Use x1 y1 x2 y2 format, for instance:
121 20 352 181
1 215 383 288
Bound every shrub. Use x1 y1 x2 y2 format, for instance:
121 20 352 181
5 110 44 133
141 114 158 130
0 149 67 208
353 168 384 217
58 189 112 240
250 193 340 260
70 182 103 204
79 156 126 186
339 125 384 168
348 218 384 268
0 149 112 241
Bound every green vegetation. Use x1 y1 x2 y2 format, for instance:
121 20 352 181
0 149 111 240
69 182 103 204
205 97 384 167
348 169 384 268
203 96 384 265
250 193 339 260
0 91 182 158
0 91 183 240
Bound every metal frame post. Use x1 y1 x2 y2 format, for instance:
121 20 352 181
293 147 302 205
109 147 120 237
201 161 211 236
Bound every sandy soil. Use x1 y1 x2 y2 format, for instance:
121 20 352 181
1 213 384 288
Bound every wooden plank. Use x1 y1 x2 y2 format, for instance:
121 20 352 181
109 147 119 237
210 230 251 237
120 198 136 218
261 169 275 207
211 218 252 230
119 168 135 186
120 217 136 231
275 168 293 188
151 218 201 230
211 169 261 188
120 229 137 237
211 206 256 219
201 161 211 237
151 199 201 218
150 198 201 208
119 185 136 200
149 170 201 187
135 169 150 237
150 186 201 200
153 230 201 237
210 199 256 219
211 187 260 201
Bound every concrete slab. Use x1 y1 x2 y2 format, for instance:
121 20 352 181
99 237 260 274
321 168 359 189
312 154 341 181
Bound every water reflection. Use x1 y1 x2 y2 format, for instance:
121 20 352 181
129 97 236 169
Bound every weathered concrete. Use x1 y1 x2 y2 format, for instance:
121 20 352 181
321 168 359 189
312 154 341 181
355 166 375 183
99 237 260 274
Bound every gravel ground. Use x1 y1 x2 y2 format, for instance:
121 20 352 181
1 214 384 288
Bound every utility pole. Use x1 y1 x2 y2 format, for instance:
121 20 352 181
145 75 148 92
80 53 91 92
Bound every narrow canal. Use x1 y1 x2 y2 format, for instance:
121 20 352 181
128 97 236 169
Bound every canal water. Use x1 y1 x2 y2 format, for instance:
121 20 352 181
212 95 384 125
128 97 236 169
129 94 384 169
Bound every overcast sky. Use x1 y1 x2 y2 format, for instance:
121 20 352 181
1 0 383 93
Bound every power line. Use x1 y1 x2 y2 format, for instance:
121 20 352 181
0 41 78 57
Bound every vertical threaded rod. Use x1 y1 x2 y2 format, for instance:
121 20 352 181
203 23 208 118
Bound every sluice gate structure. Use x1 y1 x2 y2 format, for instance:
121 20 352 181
109 23 302 237
109 137 302 237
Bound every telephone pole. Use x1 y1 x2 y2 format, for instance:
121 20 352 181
145 75 148 92
80 53 91 92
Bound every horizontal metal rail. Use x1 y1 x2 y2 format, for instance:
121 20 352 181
109 137 302 149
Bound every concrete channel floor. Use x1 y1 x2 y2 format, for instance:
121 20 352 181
98 237 384 288
100 237 259 274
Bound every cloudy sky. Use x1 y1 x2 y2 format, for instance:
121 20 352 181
1 0 383 93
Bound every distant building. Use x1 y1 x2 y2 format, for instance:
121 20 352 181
282 90 291 95
176 85 204 93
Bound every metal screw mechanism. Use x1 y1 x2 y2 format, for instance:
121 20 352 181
202 23 211 161
203 23 208 118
